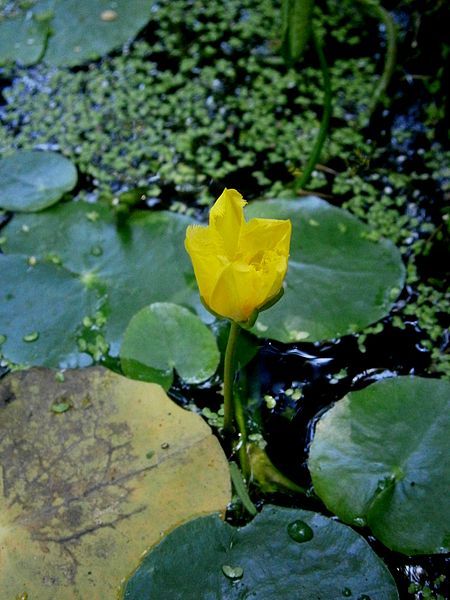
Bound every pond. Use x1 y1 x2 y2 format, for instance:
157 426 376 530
0 0 449 598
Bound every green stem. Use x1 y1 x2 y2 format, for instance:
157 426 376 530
233 381 251 479
356 0 397 119
295 29 332 191
223 321 240 435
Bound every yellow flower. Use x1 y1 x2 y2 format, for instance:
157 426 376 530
185 188 291 324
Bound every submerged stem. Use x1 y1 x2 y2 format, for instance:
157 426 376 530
223 321 241 434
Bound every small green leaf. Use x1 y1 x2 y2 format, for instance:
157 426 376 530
120 303 220 390
51 401 71 413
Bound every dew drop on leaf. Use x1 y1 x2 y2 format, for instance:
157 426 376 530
287 520 314 543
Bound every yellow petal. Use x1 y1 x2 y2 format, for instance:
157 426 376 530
209 262 259 322
208 252 289 323
185 224 227 304
239 218 291 263
209 189 246 258
185 189 292 323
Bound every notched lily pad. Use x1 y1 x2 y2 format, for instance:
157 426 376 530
1 201 205 367
122 506 398 599
309 376 450 554
121 303 220 390
0 367 231 599
0 150 77 212
246 197 405 342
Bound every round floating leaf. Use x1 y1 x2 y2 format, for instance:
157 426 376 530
0 151 77 212
0 254 97 367
0 367 230 599
43 0 153 66
246 197 405 342
122 506 398 599
121 303 220 390
309 377 450 555
0 16 49 66
1 201 205 367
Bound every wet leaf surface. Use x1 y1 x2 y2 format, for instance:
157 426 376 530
246 197 405 342
309 376 450 554
122 506 398 599
0 254 97 367
0 15 49 66
0 367 231 599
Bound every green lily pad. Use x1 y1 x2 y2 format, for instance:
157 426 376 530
122 506 398 599
246 197 405 342
309 376 450 555
121 303 220 390
0 367 230 599
41 0 153 66
0 151 77 212
1 201 204 367
0 15 49 66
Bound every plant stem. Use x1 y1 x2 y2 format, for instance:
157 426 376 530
223 321 240 435
233 381 251 479
356 0 397 120
295 29 332 191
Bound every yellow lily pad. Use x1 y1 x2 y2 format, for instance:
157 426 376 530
0 367 231 599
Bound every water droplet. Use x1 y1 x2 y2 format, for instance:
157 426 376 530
101 9 118 21
90 245 103 256
287 520 314 543
23 332 39 342
222 565 244 580
342 588 352 597
21 224 30 233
